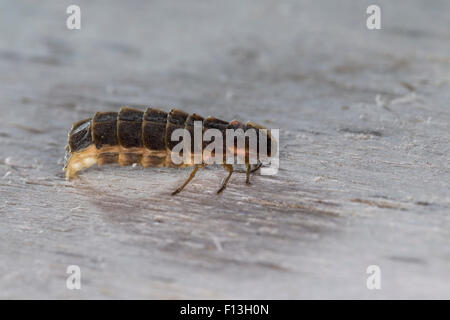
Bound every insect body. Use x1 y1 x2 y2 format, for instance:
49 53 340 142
64 107 275 194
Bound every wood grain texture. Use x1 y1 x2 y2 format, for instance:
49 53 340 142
0 0 449 299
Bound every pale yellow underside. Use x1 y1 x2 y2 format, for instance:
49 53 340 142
64 144 191 180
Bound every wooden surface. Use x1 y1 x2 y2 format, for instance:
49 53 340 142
0 0 449 299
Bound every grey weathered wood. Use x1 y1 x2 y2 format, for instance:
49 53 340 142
0 0 449 299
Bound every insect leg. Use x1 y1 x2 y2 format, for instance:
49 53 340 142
217 164 233 194
245 162 262 185
172 164 203 195
246 164 251 185
251 162 262 173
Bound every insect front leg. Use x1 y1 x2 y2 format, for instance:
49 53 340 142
251 162 262 173
245 162 262 185
217 164 234 194
246 164 251 185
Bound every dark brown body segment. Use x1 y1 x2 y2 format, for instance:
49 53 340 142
118 107 144 148
246 122 273 158
142 108 168 167
69 118 93 152
166 109 189 151
143 108 168 150
92 112 118 148
203 117 229 153
226 120 246 147
117 107 143 166
92 111 119 165
185 113 204 154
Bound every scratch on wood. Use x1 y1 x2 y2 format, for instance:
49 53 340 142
351 198 406 210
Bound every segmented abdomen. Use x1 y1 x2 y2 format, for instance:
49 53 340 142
64 107 272 179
